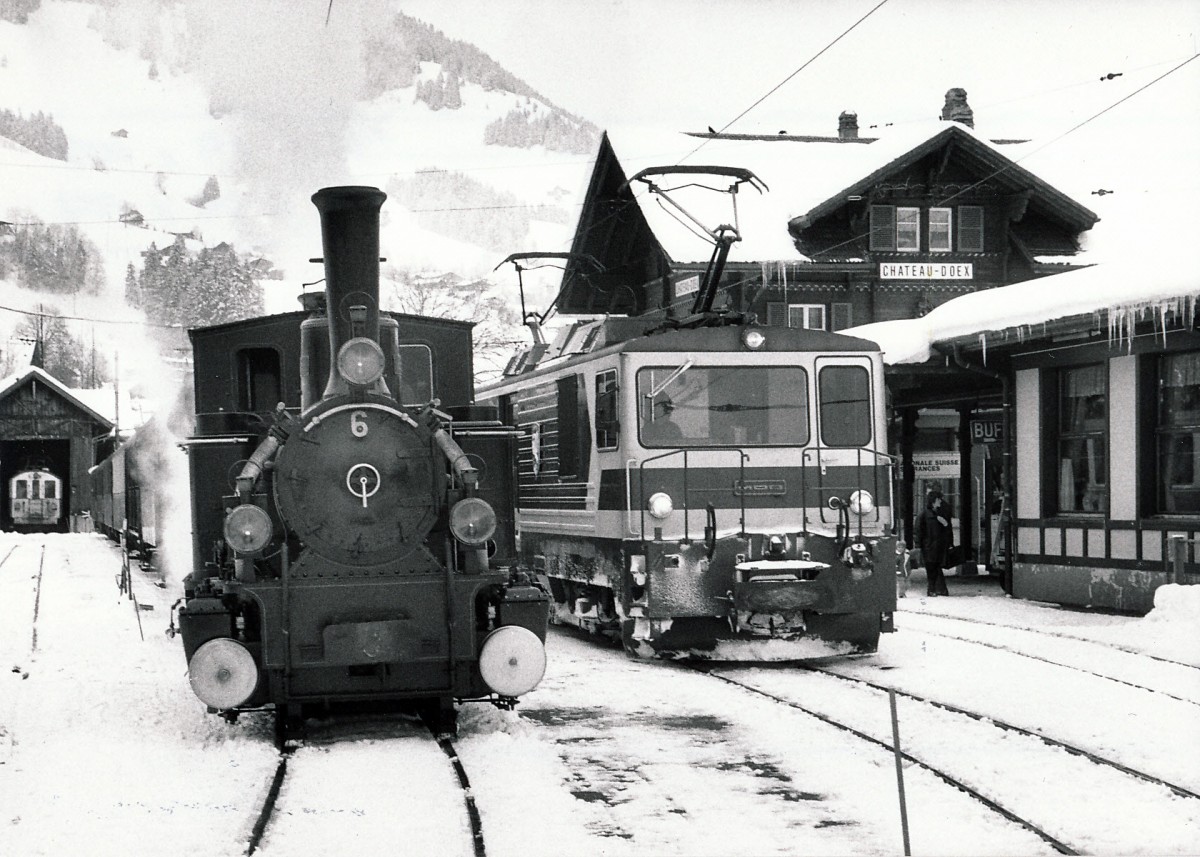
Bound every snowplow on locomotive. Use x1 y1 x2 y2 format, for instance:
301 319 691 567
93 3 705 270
176 186 550 731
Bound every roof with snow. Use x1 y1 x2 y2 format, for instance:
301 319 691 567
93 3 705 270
0 365 115 430
845 257 1200 366
789 122 1099 235
559 120 1104 314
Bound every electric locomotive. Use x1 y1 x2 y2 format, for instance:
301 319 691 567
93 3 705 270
480 167 896 658
177 186 550 731
9 467 63 530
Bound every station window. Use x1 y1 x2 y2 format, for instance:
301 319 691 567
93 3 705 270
818 365 872 447
929 208 952 252
1055 364 1108 514
765 303 851 331
1157 351 1200 513
789 304 827 330
869 204 984 252
896 207 920 251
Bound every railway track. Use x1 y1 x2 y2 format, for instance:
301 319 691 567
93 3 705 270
901 621 1200 708
695 661 1200 855
243 716 486 857
694 665 1078 855
802 663 1200 800
906 607 1199 671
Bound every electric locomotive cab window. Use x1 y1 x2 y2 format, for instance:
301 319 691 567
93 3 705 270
637 365 809 447
818 365 872 447
14 479 28 499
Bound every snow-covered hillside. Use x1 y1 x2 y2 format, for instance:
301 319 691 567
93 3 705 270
0 0 594 412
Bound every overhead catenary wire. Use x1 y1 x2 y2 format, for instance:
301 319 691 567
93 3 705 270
799 53 1200 260
681 0 894 162
0 301 184 329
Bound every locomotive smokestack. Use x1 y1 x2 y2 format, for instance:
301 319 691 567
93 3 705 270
311 185 388 398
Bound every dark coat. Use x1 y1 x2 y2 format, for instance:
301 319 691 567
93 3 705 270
916 499 954 567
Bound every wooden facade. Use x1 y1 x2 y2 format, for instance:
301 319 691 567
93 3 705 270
0 366 114 530
939 305 1200 613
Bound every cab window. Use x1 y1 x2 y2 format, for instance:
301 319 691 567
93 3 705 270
818 365 872 447
636 365 809 447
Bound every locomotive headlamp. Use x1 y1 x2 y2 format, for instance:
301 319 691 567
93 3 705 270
479 625 547 697
188 638 259 710
741 328 766 350
336 337 386 387
223 504 272 554
647 492 674 519
449 497 497 546
849 490 875 516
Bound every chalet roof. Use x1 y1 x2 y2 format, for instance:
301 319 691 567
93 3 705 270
599 120 1098 267
0 365 115 430
788 122 1100 234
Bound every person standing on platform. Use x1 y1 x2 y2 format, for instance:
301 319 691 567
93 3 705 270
917 488 953 597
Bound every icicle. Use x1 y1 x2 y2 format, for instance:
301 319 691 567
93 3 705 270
979 332 987 365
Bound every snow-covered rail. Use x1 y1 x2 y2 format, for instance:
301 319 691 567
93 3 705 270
697 666 1078 855
804 663 1200 800
903 622 1200 707
701 660 1200 854
907 608 1200 671
242 717 486 857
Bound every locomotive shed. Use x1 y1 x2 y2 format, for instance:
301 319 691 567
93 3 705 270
0 366 113 533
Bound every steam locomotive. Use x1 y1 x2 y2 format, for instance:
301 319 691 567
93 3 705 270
177 186 550 733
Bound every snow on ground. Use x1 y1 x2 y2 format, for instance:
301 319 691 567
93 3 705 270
3 534 1199 856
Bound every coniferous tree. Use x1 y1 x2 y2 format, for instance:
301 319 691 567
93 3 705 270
124 263 140 307
14 310 108 388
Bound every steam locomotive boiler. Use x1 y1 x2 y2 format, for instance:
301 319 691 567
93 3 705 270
177 186 550 733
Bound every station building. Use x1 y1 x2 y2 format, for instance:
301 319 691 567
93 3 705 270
548 87 1198 612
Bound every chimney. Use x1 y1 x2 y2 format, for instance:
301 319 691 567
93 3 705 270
838 110 859 141
941 88 974 128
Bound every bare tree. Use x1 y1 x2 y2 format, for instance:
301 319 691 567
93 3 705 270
382 267 522 384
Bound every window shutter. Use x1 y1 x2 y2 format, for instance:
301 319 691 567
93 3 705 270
958 206 984 251
869 205 895 251
831 303 853 331
766 302 787 327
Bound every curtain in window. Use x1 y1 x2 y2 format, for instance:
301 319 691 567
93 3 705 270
1164 352 1200 387
1064 364 1105 397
